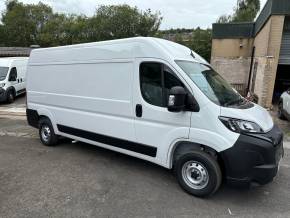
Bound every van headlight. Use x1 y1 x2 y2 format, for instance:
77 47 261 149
219 116 264 133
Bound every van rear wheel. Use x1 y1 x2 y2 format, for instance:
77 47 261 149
175 151 222 197
39 118 58 146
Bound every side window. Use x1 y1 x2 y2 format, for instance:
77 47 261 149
140 62 185 107
9 67 17 81
140 63 163 107
164 65 185 105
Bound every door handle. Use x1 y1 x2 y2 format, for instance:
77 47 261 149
136 104 142 117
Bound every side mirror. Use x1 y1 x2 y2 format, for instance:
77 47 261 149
167 86 186 112
186 94 200 112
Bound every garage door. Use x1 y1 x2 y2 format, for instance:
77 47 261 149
279 17 290 65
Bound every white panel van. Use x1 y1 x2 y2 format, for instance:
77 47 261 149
0 57 28 103
26 37 284 197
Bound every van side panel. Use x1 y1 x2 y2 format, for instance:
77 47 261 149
27 61 135 142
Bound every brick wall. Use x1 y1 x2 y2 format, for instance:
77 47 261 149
264 16 285 107
210 15 285 108
253 16 285 108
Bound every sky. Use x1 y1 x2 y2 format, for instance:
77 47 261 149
0 0 267 30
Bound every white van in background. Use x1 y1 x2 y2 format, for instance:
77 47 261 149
0 57 28 103
26 37 284 197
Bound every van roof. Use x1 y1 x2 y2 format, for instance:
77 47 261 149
29 37 208 65
0 57 28 66
0 57 29 61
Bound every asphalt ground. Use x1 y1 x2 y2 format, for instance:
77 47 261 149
0 117 289 218
0 95 290 217
0 93 26 107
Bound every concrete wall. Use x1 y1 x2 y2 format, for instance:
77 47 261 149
211 38 253 58
211 38 253 92
211 57 251 85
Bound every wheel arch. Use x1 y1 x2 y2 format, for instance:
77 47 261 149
28 108 58 133
6 86 16 97
168 141 225 175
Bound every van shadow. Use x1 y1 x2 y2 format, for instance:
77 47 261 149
54 139 288 209
0 93 26 106
58 138 172 176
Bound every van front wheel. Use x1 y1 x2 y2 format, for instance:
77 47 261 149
39 118 58 146
175 151 222 197
6 90 15 103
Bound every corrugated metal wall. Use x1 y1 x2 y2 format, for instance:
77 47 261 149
212 23 254 39
279 17 290 65
212 0 290 39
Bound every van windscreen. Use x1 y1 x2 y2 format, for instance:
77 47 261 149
175 60 242 107
0 67 9 81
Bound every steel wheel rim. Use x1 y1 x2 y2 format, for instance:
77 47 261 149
8 93 13 101
182 161 209 190
41 125 51 142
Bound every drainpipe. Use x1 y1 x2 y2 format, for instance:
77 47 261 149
247 46 256 95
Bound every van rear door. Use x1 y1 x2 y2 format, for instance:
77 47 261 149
133 59 191 160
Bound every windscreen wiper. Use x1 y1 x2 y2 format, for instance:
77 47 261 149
224 97 243 107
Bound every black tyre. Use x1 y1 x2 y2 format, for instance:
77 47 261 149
278 102 286 120
6 90 15 103
39 117 58 146
175 151 222 197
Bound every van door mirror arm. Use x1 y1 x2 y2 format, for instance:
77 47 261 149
167 86 200 113
185 94 200 112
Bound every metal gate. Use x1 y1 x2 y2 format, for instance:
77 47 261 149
279 17 290 65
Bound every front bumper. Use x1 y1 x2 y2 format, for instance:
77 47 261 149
220 125 284 187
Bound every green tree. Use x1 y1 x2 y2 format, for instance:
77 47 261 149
0 24 5 46
232 0 260 22
39 14 90 46
175 33 184 44
216 15 231 23
188 28 212 61
157 28 212 62
87 5 162 41
0 1 162 47
217 0 260 23
1 0 54 46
